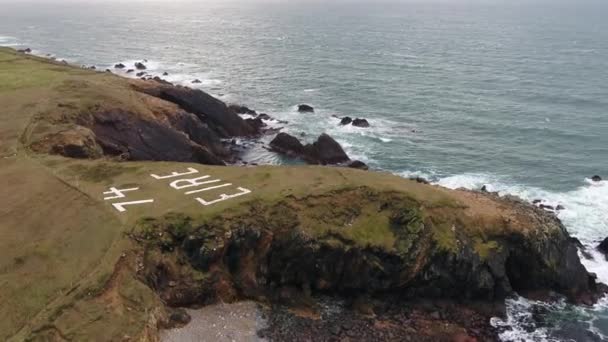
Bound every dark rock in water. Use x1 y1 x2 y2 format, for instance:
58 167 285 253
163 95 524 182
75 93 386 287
229 105 257 115
245 117 266 131
134 62 147 70
269 133 306 157
192 79 202 84
163 72 169 76
570 237 593 260
352 118 370 127
532 199 542 204
258 113 271 121
556 205 565 210
598 238 608 259
298 104 314 113
539 204 554 211
413 177 430 184
114 63 126 69
126 69 134 74
105 69 111 73
348 160 368 170
340 117 353 125
269 133 349 164
591 175 602 182
309 133 350 164
136 71 146 77
18 48 32 53
89 66 96 70
480 185 488 192
152 76 172 86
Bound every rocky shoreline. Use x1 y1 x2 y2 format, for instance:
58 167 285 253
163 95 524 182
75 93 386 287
8 48 608 342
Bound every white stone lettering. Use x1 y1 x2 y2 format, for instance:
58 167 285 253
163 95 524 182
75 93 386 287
185 183 232 195
103 187 140 200
195 187 251 206
150 168 199 180
170 176 223 190
111 199 155 213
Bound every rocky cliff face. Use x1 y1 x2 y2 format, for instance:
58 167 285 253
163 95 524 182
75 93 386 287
135 187 603 312
30 78 259 165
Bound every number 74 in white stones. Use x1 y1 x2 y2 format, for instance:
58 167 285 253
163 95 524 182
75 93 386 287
195 187 251 206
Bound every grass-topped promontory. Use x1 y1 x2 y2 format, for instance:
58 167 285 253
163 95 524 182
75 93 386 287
0 47 598 341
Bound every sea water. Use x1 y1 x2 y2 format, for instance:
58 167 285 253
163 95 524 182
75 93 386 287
1 0 607 340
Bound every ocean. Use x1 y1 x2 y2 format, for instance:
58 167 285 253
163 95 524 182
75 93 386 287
1 0 607 340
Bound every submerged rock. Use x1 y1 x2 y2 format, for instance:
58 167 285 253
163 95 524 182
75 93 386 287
114 63 126 69
135 62 147 70
126 69 134 73
298 104 314 113
591 175 602 182
136 71 146 77
192 79 202 84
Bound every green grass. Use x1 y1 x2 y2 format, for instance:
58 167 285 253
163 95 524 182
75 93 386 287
0 47 530 340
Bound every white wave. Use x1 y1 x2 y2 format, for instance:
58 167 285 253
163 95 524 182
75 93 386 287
490 296 553 342
431 172 608 341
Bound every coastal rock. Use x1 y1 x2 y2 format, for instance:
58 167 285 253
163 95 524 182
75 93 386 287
152 76 172 86
30 126 103 159
136 71 146 77
340 117 353 125
139 187 604 311
597 238 608 259
163 72 169 76
126 69 134 73
352 118 370 127
348 160 369 170
133 82 258 137
309 133 350 164
298 104 314 113
18 48 32 53
258 113 271 121
114 63 126 69
244 117 266 131
229 105 257 115
135 62 147 70
269 133 350 165
91 109 225 165
591 175 602 182
269 133 306 157
192 79 202 84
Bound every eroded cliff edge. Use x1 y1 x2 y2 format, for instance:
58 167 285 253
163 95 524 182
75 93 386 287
0 48 604 342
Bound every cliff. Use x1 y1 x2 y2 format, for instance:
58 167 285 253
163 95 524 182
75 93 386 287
0 47 603 341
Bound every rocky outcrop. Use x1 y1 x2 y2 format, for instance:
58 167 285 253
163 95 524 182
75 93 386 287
269 132 350 165
114 63 126 69
348 160 369 170
135 62 147 70
309 133 350 164
592 175 602 182
352 118 370 127
228 105 257 115
30 126 103 159
89 109 225 165
298 104 314 113
135 83 258 138
136 188 605 312
598 238 608 260
340 117 353 125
